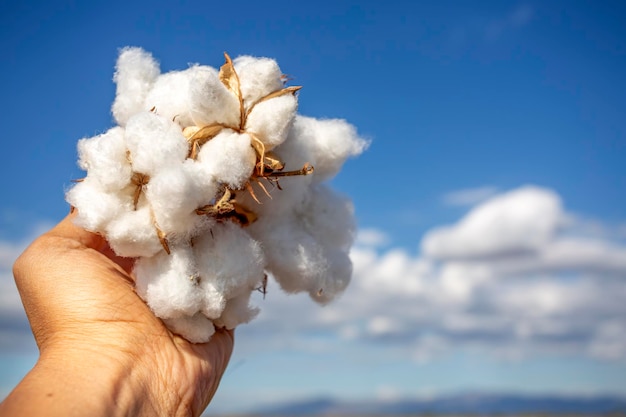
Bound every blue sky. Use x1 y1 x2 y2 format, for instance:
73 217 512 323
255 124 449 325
1 0 625 414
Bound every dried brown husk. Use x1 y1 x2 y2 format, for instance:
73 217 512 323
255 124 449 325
219 53 245 129
196 188 258 226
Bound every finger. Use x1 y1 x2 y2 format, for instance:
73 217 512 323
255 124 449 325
45 212 135 273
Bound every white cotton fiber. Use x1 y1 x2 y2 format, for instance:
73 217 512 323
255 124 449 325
233 56 284 106
245 93 297 149
300 184 356 251
291 115 368 182
112 47 160 126
77 127 131 191
312 248 353 304
197 130 256 189
251 216 325 293
163 314 216 343
125 111 189 175
188 66 241 127
197 280 226 320
213 290 259 329
145 165 209 239
67 48 366 342
142 68 196 127
105 203 164 258
236 135 314 217
66 178 132 233
194 222 265 299
274 123 314 169
272 235 330 298
135 244 204 319
238 173 306 220
181 159 219 206
251 213 352 304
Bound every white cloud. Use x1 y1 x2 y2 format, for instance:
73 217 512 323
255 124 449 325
423 186 563 259
442 186 498 207
367 315 406 337
235 185 626 363
355 228 390 248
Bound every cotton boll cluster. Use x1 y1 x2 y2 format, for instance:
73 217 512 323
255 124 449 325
67 47 368 342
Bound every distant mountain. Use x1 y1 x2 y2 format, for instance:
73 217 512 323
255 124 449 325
254 393 626 415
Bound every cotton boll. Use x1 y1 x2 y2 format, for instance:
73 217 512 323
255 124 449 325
194 222 265 311
125 111 189 175
233 56 284 106
181 158 220 208
292 115 368 182
77 127 131 191
247 178 355 301
258 216 352 303
245 93 297 149
134 244 204 319
105 202 165 258
236 135 314 218
275 123 314 167
252 216 328 296
163 314 216 343
197 130 256 189
237 174 306 221
188 66 240 127
271 236 329 297
198 280 226 320
299 184 356 251
66 178 132 233
112 47 160 126
145 165 211 239
309 248 352 304
213 290 259 330
143 68 196 127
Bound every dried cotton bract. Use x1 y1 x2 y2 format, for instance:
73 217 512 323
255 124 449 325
67 47 368 342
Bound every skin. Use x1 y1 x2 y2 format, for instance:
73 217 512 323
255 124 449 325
0 213 234 417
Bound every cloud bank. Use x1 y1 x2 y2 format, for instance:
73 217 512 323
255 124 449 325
1 185 625 364
241 185 626 362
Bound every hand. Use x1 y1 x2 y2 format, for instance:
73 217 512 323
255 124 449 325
0 213 233 417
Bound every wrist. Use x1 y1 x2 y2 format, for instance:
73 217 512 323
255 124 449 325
1 322 232 417
40 343 157 417
1 340 162 417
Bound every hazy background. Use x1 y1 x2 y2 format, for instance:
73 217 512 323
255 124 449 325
1 0 625 414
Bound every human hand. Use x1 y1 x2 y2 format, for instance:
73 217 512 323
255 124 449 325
1 212 233 417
